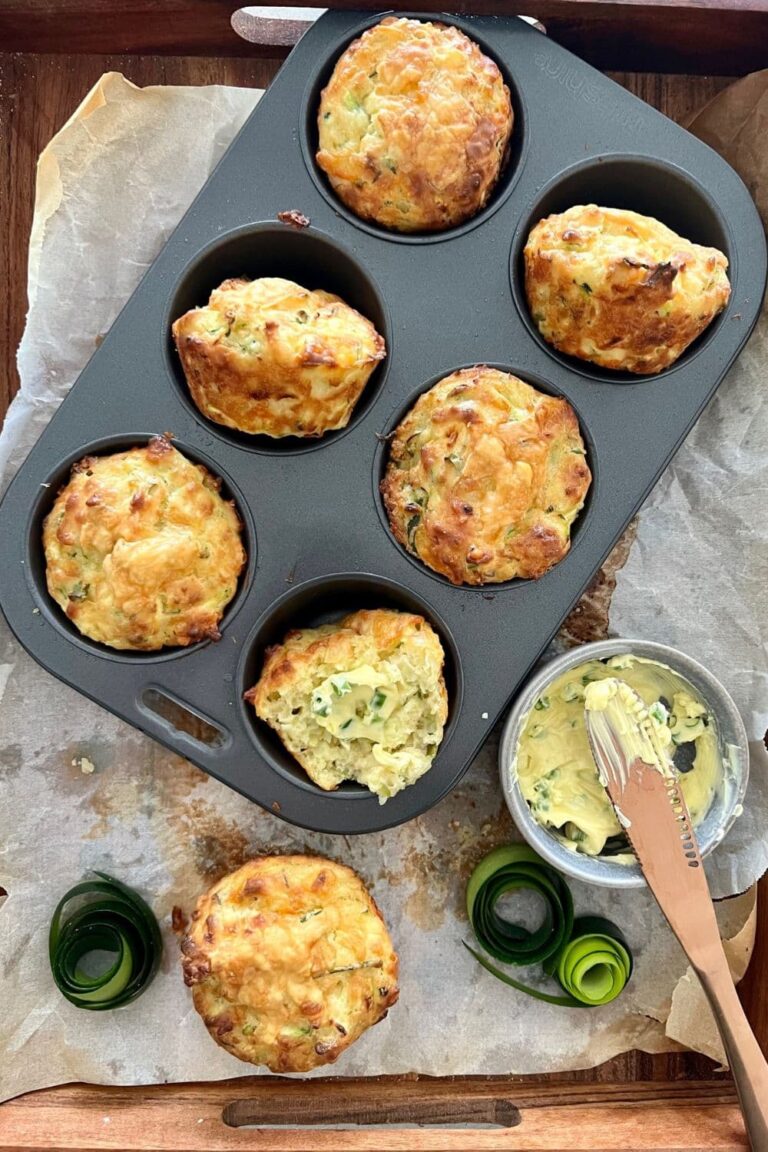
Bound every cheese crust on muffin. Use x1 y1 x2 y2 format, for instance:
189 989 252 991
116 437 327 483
381 366 591 585
316 17 513 233
181 855 399 1072
524 205 731 374
42 436 245 650
245 608 447 801
172 277 386 437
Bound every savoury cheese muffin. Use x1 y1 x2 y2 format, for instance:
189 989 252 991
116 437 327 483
245 608 447 802
172 277 386 437
524 205 731 374
181 855 399 1072
381 367 591 585
43 436 245 650
316 17 513 233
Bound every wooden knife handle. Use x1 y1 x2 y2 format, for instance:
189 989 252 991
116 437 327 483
697 958 768 1151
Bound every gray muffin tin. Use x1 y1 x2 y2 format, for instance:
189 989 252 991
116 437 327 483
0 10 765 835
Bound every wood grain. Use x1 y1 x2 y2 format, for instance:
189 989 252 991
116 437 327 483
0 0 767 74
0 1079 748 1150
0 38 766 1152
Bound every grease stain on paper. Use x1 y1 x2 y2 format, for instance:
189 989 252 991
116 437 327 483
381 791 516 931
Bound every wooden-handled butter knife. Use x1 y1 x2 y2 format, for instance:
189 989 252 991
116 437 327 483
584 679 768 1151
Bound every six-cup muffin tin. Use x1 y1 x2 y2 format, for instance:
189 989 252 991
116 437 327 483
0 10 765 834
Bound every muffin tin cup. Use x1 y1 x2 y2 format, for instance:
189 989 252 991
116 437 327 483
163 222 392 454
300 10 530 245
509 155 736 384
237 573 464 811
0 9 764 834
25 433 258 665
372 361 600 591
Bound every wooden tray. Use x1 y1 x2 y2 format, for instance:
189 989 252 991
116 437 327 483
0 3 766 1148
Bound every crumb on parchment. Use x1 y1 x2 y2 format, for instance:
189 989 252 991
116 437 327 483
72 755 96 774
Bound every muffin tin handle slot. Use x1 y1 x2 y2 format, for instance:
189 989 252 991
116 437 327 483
137 687 230 751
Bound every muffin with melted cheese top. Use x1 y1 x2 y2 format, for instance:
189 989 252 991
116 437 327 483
316 16 513 232
524 205 731 374
181 855 399 1072
381 366 591 585
172 277 385 437
245 608 447 801
42 436 245 650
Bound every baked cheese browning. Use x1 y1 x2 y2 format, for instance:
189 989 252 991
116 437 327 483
316 17 513 232
42 436 246 650
246 608 448 802
172 277 386 437
181 855 399 1072
380 366 591 585
524 204 731 374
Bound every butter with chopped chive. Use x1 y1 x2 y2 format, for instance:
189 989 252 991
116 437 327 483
515 655 722 857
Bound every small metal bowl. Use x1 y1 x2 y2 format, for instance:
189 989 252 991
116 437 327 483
499 638 749 889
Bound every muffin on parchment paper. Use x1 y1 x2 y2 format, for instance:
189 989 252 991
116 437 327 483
172 277 386 437
316 17 513 233
524 205 731 374
381 366 591 585
181 855 399 1072
42 435 245 650
245 608 448 802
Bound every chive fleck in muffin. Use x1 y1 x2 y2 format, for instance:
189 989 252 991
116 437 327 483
181 855 399 1072
246 608 447 802
317 17 513 232
173 276 386 437
524 205 731 374
43 436 245 649
381 366 591 584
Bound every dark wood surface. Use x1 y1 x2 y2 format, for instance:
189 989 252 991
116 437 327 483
1 0 768 73
0 30 766 1152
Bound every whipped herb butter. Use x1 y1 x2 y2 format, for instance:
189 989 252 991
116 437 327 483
515 655 722 856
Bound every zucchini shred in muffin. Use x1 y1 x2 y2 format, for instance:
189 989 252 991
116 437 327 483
316 17 513 232
42 435 246 650
172 277 386 437
245 608 448 802
524 205 731 374
181 855 399 1072
381 367 591 585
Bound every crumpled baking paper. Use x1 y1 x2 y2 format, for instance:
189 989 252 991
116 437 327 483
1 70 766 1103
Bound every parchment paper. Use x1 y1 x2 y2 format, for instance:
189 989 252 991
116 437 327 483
1 70 767 1104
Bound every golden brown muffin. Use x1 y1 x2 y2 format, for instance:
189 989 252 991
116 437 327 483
524 205 731 374
245 608 447 802
42 436 245 650
172 277 386 437
381 367 591 585
181 855 399 1072
316 17 513 233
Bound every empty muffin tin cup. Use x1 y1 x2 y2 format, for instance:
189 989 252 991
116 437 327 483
499 638 749 889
